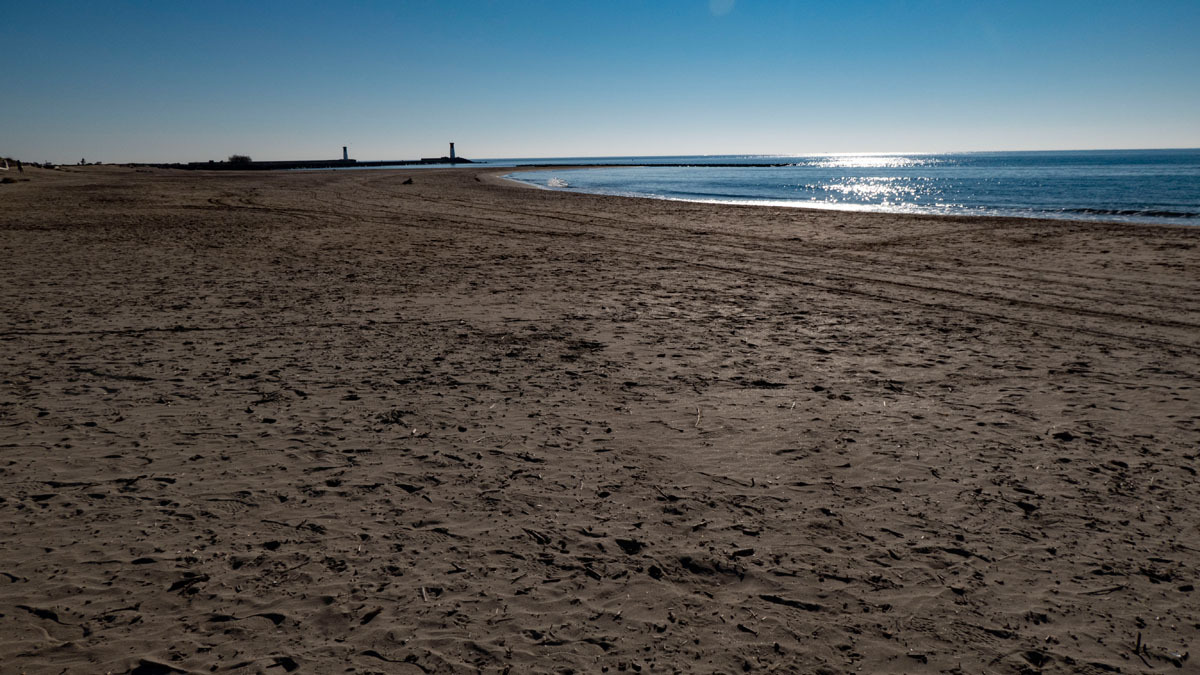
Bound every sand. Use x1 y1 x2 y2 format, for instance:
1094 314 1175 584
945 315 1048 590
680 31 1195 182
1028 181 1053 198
1 165 1198 674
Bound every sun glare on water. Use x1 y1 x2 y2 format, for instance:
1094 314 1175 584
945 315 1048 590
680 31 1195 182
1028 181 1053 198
820 176 932 200
805 154 937 169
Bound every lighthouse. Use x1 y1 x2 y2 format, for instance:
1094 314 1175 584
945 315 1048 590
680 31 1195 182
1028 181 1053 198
342 146 348 161
449 142 455 161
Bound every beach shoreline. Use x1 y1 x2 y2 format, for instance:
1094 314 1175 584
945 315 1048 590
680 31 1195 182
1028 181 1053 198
492 150 1200 227
493 164 1200 234
2 165 1198 673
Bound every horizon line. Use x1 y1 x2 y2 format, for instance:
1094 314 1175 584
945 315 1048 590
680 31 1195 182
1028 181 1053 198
13 146 1199 166
475 146 1200 161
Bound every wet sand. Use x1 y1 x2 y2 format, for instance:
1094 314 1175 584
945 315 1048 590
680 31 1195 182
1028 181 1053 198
1 165 1198 673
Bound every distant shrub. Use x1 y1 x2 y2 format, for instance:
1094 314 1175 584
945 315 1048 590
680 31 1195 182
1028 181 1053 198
228 154 252 166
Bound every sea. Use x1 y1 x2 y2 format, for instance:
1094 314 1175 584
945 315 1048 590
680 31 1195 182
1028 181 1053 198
485 149 1200 226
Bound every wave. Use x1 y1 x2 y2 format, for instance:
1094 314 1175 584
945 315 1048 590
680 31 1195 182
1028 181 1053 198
1058 207 1199 219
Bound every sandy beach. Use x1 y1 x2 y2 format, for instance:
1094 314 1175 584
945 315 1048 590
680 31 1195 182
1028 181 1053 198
2 165 1198 673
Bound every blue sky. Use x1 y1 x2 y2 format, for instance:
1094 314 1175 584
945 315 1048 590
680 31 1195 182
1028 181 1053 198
4 1 1199 163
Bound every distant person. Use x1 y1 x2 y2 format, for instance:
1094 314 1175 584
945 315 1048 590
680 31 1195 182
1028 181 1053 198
16 160 22 172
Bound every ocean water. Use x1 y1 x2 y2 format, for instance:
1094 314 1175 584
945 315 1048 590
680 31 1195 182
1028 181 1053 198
498 149 1200 225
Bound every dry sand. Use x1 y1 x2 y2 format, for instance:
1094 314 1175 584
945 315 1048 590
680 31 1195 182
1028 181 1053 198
1 165 1198 674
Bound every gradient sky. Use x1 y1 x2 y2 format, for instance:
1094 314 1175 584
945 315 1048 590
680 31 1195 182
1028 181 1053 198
4 0 1199 163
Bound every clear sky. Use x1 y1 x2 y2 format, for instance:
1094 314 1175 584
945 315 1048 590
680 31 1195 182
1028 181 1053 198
4 0 1199 163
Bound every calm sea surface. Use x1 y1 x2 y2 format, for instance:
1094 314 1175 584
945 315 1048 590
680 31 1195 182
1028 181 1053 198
494 150 1200 225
